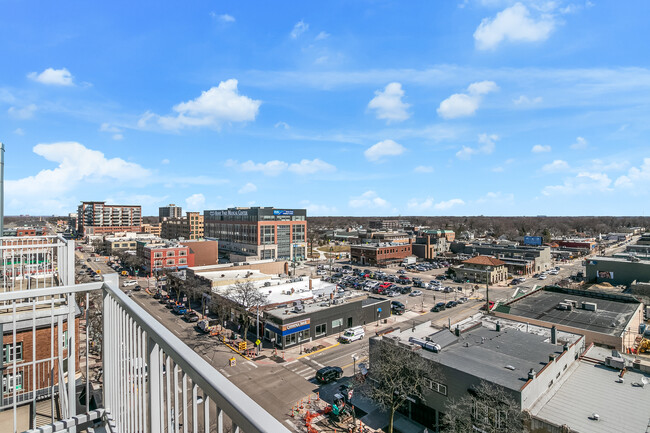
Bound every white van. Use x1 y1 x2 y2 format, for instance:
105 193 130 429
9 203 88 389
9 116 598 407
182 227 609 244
340 326 364 343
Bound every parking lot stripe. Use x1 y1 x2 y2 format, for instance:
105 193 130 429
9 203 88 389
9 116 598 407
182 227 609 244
246 360 258 369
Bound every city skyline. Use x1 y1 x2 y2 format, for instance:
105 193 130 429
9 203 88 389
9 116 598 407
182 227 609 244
2 1 650 216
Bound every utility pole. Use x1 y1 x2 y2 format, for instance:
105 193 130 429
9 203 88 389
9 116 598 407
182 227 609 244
485 267 491 315
0 142 4 237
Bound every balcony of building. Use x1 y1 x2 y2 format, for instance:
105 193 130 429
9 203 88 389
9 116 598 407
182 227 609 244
0 235 289 433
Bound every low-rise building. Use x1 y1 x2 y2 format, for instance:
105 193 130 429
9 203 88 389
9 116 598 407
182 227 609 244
369 316 584 431
103 233 158 254
138 240 195 273
141 223 162 237
368 219 401 231
585 255 650 286
350 243 413 267
181 239 218 266
412 230 451 260
451 241 553 274
493 286 644 351
264 295 390 349
453 256 507 284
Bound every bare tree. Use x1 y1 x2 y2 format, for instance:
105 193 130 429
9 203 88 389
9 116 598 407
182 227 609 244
223 281 267 339
442 381 527 433
360 340 437 433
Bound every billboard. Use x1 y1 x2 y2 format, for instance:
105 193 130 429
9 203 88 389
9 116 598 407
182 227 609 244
597 270 614 279
273 210 294 216
523 236 543 246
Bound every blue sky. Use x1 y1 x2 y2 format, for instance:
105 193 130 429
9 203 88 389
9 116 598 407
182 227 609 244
2 0 650 217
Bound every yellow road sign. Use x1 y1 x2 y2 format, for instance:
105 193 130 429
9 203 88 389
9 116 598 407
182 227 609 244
255 339 261 346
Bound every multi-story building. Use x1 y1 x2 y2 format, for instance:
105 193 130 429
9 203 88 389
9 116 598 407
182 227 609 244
161 212 204 240
141 222 162 236
368 219 400 230
103 233 158 254
77 201 141 236
204 207 307 261
350 242 413 267
453 255 508 284
138 240 195 273
412 230 452 260
158 203 183 221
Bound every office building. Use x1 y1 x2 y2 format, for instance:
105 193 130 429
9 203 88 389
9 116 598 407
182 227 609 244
203 207 307 261
451 241 553 275
137 240 195 273
453 255 508 284
412 230 451 260
368 219 400 230
350 242 413 267
77 201 142 236
159 203 183 221
141 222 162 237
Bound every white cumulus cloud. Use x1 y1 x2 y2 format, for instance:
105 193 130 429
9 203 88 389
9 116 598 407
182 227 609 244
240 160 288 176
140 79 261 130
291 20 309 39
570 136 588 150
367 82 411 123
349 191 389 209
27 67 74 86
238 182 258 194
513 95 543 105
236 158 335 176
8 104 37 119
532 144 551 153
414 165 434 173
5 142 150 214
288 159 336 175
614 158 650 189
364 139 406 162
407 197 435 211
315 31 330 41
456 133 498 160
434 198 465 210
213 13 235 22
185 193 206 211
542 172 612 196
437 81 498 119
474 2 555 50
542 160 570 172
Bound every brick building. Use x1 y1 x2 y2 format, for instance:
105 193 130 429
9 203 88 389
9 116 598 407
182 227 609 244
203 207 306 261
350 243 413 267
161 212 204 241
77 201 142 236
141 223 162 237
137 240 195 273
454 255 508 284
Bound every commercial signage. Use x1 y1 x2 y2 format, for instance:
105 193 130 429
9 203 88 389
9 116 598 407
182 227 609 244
523 236 543 246
281 319 310 331
597 270 614 279
273 210 294 216
207 210 249 217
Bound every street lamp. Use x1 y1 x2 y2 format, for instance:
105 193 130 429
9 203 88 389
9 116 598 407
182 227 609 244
352 354 359 377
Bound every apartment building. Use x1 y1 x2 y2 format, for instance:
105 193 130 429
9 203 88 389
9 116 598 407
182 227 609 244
161 212 204 240
77 201 141 236
159 203 183 222
203 207 307 261
141 222 162 236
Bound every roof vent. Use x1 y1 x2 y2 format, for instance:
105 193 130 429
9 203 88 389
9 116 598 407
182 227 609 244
528 368 535 380
589 413 600 421
505 365 515 371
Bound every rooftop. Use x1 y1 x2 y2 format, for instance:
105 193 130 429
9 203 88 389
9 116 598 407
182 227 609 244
530 345 650 433
494 286 641 336
265 293 380 320
385 322 577 392
463 255 506 266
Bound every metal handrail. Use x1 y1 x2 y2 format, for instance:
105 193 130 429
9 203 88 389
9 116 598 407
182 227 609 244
102 273 290 433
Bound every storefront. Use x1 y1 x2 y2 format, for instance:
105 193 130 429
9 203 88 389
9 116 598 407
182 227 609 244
264 318 311 348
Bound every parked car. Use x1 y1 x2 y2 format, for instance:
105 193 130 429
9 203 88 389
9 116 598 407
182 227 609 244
123 280 137 287
173 304 188 315
316 366 343 383
153 291 162 299
410 290 423 297
184 311 200 322
446 301 458 308
458 297 469 304
431 302 446 312
391 301 406 315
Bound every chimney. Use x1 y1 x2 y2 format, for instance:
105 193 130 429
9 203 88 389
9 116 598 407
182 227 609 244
549 354 557 362
528 368 535 380
309 279 312 290
551 326 557 344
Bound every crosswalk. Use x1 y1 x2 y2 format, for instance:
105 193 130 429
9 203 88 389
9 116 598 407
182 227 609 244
284 359 319 381
216 360 259 377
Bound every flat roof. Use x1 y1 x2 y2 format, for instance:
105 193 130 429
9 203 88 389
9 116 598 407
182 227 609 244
496 286 640 336
386 324 572 391
265 293 384 321
531 346 650 433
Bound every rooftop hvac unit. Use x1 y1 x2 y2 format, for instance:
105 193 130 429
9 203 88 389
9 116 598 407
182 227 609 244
557 302 572 311
424 342 442 353
582 302 598 311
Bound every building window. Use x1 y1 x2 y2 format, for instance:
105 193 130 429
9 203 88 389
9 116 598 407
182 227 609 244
154 252 163 259
179 250 187 256
62 330 68 349
154 260 163 267
2 372 23 394
3 343 23 363
425 378 447 396
179 258 187 264
166 259 175 266
166 251 175 257
315 324 327 336
331 318 343 330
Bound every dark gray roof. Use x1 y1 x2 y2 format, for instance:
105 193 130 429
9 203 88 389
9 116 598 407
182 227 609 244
417 326 565 391
362 297 387 307
497 287 640 336
426 329 459 349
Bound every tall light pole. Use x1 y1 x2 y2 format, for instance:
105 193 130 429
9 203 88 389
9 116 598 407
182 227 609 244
0 142 4 237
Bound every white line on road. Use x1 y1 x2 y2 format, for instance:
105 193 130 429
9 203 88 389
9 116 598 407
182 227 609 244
219 368 231 378
313 361 325 368
303 356 310 360
295 367 313 375
246 361 258 369
285 359 299 366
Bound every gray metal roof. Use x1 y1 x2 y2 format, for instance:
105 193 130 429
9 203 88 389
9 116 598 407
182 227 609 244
531 349 650 433
417 326 566 391
498 288 640 336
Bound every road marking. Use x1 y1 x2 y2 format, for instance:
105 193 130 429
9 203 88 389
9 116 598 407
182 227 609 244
303 356 310 360
285 359 299 366
246 361 258 369
313 361 325 368
350 353 356 358
219 368 231 378
341 356 368 370
295 366 313 374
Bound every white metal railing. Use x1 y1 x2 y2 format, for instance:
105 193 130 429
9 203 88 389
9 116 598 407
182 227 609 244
0 236 289 433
